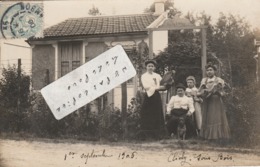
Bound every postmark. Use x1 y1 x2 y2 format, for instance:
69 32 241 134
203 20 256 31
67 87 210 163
0 2 44 39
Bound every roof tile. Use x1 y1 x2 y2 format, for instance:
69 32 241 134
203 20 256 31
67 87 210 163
43 14 157 38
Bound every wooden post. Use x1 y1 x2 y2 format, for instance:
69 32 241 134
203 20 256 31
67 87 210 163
121 81 127 139
258 52 260 88
45 69 50 85
148 30 153 59
17 59 21 113
201 28 207 77
52 44 58 80
227 52 233 88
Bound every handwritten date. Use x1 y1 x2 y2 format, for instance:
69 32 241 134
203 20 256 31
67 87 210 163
64 150 137 166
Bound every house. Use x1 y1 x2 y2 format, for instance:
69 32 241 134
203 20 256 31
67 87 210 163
27 1 169 110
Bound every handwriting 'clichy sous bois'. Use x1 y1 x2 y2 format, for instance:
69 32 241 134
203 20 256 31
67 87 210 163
41 45 136 120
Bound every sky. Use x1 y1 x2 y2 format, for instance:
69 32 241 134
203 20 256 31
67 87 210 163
44 0 260 28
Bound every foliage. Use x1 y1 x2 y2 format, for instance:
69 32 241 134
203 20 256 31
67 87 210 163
88 5 101 16
0 91 143 141
154 11 256 87
148 1 259 147
212 13 256 86
144 0 181 16
0 65 30 132
125 44 149 90
225 85 260 147
0 65 30 108
126 97 142 139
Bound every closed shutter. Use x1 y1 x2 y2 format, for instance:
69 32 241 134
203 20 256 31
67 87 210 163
59 41 82 76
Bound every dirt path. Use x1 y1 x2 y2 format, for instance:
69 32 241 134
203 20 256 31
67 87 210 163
0 139 259 167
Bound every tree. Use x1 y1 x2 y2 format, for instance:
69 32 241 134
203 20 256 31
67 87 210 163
145 0 176 13
154 12 214 84
0 65 30 109
212 13 255 86
154 11 256 87
88 5 101 16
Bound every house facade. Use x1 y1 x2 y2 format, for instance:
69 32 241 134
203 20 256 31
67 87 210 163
27 1 168 110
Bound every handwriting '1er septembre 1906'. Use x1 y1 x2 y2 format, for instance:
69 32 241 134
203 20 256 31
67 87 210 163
41 45 136 120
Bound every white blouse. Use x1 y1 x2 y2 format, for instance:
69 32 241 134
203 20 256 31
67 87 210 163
141 72 162 97
186 87 198 96
200 76 225 89
166 95 195 114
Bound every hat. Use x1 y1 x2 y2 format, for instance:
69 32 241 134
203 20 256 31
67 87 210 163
176 83 186 90
144 59 157 66
186 76 196 84
205 62 217 71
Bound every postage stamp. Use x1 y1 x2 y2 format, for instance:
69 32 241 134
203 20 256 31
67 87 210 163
0 1 44 39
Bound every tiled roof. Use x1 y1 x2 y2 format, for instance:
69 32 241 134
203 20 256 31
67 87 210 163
43 14 157 38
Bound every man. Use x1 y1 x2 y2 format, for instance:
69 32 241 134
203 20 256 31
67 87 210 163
166 83 196 138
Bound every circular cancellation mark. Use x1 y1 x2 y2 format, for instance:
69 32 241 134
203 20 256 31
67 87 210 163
0 2 43 39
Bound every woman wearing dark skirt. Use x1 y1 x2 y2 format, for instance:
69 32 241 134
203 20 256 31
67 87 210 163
140 60 166 138
198 63 230 140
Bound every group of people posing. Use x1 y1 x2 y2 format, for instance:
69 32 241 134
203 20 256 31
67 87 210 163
140 59 231 140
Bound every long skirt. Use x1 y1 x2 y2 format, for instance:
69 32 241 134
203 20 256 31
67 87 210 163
194 102 202 130
140 91 165 132
200 94 230 139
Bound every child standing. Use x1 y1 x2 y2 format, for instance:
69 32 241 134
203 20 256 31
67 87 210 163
186 76 202 135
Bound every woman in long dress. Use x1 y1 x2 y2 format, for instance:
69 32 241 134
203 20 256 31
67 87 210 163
140 60 166 138
198 63 230 140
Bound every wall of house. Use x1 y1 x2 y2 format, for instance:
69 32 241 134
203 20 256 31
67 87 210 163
113 85 135 109
153 31 168 55
32 45 55 90
85 42 113 111
30 37 150 109
85 41 139 109
85 42 108 62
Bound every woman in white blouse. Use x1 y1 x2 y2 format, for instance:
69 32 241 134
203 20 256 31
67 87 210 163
140 59 166 138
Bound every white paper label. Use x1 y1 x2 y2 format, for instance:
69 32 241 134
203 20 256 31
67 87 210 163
41 45 136 120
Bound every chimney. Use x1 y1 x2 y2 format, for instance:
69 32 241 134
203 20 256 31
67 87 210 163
154 0 165 15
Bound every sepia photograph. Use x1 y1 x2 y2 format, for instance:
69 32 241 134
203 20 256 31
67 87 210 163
0 0 260 166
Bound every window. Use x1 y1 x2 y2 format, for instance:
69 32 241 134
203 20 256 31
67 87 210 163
59 42 82 77
61 61 69 76
72 61 80 70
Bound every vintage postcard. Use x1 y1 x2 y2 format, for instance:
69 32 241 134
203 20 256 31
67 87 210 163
0 0 260 167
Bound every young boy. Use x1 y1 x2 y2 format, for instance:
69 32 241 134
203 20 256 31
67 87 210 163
185 76 202 135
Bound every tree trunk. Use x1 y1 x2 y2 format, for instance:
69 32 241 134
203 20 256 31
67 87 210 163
121 82 127 139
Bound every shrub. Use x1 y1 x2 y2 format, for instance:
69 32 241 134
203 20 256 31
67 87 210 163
225 85 260 147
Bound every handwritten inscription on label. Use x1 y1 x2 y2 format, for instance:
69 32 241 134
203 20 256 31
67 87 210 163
41 45 136 120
